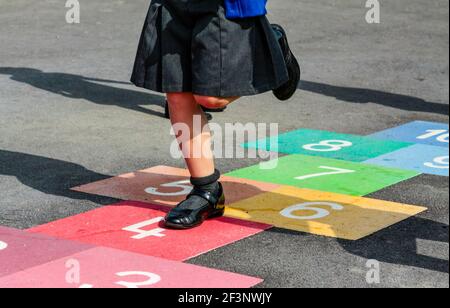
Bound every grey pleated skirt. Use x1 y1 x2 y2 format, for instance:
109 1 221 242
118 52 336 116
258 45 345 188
131 0 289 97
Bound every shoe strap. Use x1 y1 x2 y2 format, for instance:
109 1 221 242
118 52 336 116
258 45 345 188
187 188 218 206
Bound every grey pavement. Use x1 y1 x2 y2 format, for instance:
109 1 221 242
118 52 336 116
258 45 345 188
0 0 448 287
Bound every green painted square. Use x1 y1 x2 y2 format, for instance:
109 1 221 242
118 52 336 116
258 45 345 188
243 129 412 162
226 155 419 196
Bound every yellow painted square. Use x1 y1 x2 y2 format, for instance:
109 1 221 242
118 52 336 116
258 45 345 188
225 186 427 240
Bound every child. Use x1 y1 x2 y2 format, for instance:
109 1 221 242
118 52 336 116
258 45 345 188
131 0 300 229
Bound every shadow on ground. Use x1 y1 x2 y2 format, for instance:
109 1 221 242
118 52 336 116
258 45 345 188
269 216 449 274
299 80 449 116
337 217 449 274
0 149 118 205
0 67 166 118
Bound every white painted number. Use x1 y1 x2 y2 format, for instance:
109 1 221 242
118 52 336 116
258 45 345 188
295 166 355 181
0 241 7 251
79 271 161 289
417 130 449 143
115 271 161 288
303 140 353 152
424 156 449 169
123 217 166 239
145 180 191 196
280 202 344 220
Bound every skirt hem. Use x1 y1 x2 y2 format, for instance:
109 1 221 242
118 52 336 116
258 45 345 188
130 78 288 97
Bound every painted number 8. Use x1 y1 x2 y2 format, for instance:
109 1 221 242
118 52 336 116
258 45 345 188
303 140 353 152
0 241 7 251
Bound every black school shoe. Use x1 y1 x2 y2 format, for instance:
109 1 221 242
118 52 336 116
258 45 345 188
271 24 301 101
164 183 226 229
164 100 220 121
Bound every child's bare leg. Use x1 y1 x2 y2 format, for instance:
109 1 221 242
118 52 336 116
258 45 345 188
167 92 215 178
164 92 227 229
194 95 240 110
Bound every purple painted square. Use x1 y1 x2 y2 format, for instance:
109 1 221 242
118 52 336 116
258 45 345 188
0 226 92 277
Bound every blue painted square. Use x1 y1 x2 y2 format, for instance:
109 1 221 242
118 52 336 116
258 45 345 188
365 144 449 176
369 121 449 148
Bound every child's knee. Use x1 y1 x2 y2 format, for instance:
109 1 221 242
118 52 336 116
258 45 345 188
194 95 231 109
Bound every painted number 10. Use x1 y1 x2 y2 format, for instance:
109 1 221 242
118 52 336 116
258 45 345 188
417 130 449 143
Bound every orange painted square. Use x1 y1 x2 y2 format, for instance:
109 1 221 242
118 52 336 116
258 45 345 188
72 166 280 207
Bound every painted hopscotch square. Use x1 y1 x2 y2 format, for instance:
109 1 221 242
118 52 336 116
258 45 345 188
0 247 263 288
365 144 449 176
243 128 412 162
224 186 427 240
369 121 449 148
28 201 271 261
0 226 92 278
72 165 280 207
226 155 419 196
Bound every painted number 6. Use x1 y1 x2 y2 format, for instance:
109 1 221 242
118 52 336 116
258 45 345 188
280 202 344 220
145 180 191 196
303 140 353 152
0 241 7 251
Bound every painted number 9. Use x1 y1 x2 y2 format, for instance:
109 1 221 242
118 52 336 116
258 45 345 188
424 156 449 169
303 140 353 152
0 241 7 251
280 202 344 220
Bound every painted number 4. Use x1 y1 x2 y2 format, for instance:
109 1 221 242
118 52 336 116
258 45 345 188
123 217 166 239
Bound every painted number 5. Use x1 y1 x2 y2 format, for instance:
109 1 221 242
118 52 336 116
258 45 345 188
145 180 191 196
303 140 353 152
280 202 344 220
0 241 7 251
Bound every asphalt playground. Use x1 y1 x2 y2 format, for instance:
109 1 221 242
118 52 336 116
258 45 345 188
0 0 448 288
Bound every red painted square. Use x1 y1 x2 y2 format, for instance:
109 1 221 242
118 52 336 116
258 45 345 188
0 226 91 277
0 247 263 288
28 201 270 261
71 165 280 207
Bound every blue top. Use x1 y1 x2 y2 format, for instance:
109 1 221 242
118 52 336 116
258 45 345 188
224 0 268 19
